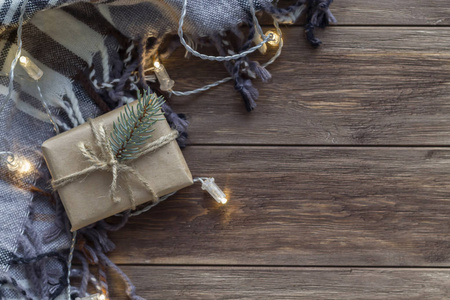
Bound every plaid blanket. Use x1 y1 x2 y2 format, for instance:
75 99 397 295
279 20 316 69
0 0 334 299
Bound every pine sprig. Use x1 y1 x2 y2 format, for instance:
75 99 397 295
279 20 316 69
110 90 164 161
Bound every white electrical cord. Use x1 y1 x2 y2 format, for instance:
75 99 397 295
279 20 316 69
170 76 233 96
0 0 29 114
170 19 283 97
36 81 61 134
178 0 272 62
169 0 284 96
262 19 283 68
67 230 77 300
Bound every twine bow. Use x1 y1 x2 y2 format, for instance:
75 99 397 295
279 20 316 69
52 119 178 209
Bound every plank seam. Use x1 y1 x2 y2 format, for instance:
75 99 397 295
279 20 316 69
111 264 450 269
186 144 450 148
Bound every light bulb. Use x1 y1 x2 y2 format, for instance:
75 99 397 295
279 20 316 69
199 178 227 204
97 294 106 300
153 60 174 92
75 294 106 300
19 160 31 173
6 154 32 174
265 31 281 47
19 56 43 80
252 31 267 54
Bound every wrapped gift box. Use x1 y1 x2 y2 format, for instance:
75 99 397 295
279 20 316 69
42 101 192 230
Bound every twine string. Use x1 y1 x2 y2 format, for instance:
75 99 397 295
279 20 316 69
51 119 178 209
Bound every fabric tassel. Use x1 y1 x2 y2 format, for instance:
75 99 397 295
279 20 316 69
305 0 336 48
161 102 189 146
262 0 306 24
249 60 272 82
42 197 66 244
159 36 182 59
234 60 259 111
235 77 259 112
211 12 263 112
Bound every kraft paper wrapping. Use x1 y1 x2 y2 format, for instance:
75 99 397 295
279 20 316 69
42 102 193 230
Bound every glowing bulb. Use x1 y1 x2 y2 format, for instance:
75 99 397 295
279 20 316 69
97 294 106 300
19 56 43 80
265 31 281 47
6 154 32 174
19 160 31 173
252 31 267 54
19 56 28 64
153 60 174 92
75 294 106 300
6 155 19 171
199 178 228 204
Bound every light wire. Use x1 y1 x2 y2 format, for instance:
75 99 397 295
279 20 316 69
171 19 283 97
170 76 232 96
36 82 60 134
0 0 29 114
262 19 283 68
178 0 272 62
67 230 77 300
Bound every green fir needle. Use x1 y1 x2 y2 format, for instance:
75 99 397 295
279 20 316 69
110 89 164 161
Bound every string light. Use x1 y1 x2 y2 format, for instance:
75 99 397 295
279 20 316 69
253 31 267 54
98 294 106 300
1 152 32 174
75 294 105 300
19 56 43 80
153 60 174 92
170 22 284 97
19 56 60 134
0 0 28 114
195 177 228 204
265 31 281 46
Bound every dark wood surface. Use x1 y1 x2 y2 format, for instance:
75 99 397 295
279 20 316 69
109 2 450 299
163 27 450 145
110 267 450 300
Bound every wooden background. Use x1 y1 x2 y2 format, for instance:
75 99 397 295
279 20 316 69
109 1 450 299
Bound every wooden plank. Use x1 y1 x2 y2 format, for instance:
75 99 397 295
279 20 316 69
332 0 450 26
109 266 450 300
164 27 450 145
109 146 450 266
260 1 450 26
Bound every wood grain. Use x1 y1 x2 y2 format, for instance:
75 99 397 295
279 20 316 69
332 0 450 26
108 146 450 266
260 1 450 26
107 13 450 298
165 27 450 145
109 266 450 300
